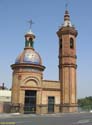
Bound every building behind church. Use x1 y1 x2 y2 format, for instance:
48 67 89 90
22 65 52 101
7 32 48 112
11 9 78 114
0 83 11 113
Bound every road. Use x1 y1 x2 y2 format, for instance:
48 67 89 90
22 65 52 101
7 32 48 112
0 113 92 125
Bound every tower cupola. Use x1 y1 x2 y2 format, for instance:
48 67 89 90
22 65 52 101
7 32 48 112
25 29 35 48
64 10 70 21
63 9 72 27
15 29 42 65
13 21 45 67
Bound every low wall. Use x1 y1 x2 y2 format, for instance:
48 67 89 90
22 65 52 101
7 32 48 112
0 102 11 113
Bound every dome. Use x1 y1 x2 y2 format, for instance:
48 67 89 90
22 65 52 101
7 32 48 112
15 48 42 65
26 29 34 36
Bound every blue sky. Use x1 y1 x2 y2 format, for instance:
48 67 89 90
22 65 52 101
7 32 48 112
0 0 92 98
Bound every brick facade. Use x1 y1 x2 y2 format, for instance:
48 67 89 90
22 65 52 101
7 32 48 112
11 10 78 114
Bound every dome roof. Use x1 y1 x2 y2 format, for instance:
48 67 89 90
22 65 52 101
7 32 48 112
15 48 42 65
26 29 34 35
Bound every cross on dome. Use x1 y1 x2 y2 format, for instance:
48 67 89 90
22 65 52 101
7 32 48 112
28 19 34 30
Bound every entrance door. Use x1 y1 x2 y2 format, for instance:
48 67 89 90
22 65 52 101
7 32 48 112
48 96 55 113
24 90 36 114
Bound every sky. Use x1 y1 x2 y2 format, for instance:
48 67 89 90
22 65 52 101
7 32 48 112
0 0 92 98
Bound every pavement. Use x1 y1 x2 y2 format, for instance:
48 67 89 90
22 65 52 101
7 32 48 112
0 112 92 125
0 112 76 118
0 112 35 118
0 111 91 118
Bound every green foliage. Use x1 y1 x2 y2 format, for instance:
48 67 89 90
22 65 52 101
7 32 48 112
78 96 92 110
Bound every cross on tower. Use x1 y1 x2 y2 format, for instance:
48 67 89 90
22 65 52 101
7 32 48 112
65 0 69 10
28 19 34 29
65 3 68 10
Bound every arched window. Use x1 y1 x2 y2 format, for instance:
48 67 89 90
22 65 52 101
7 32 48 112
29 38 33 47
60 39 62 49
70 38 74 49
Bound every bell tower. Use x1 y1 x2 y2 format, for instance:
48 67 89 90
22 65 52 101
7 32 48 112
57 9 78 112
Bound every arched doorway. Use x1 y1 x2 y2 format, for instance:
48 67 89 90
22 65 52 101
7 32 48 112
24 90 36 114
23 77 40 114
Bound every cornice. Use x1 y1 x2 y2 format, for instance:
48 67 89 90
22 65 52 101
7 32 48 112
59 63 77 69
11 63 45 71
57 26 78 37
58 55 77 59
43 88 61 91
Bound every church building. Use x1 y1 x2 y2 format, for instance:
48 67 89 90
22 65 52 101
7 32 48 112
11 9 78 114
